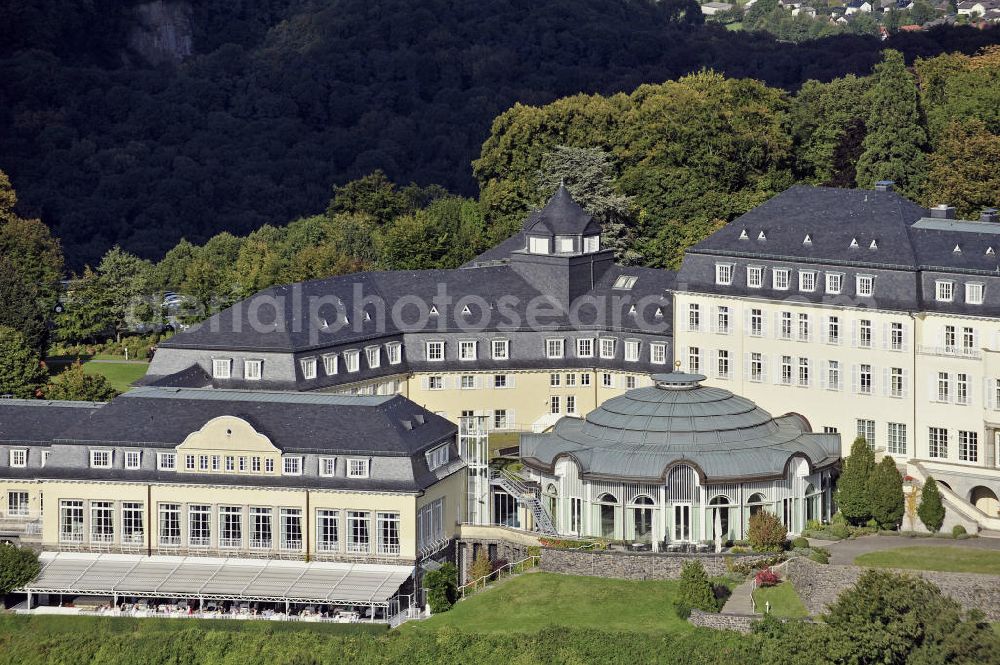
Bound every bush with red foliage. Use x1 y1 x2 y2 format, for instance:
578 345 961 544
755 568 780 587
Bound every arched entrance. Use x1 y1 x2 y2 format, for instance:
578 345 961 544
708 495 730 541
747 493 767 517
970 486 999 517
597 493 618 539
631 496 654 544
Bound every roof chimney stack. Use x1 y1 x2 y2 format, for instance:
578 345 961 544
874 180 894 192
980 208 999 224
930 204 956 220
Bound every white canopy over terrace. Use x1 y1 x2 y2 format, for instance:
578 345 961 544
19 552 413 610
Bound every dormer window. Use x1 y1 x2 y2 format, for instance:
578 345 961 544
747 265 763 289
528 236 550 254
583 235 600 253
773 269 790 290
347 458 370 478
365 345 380 369
798 270 817 292
385 342 402 365
856 274 874 297
600 337 616 359
459 340 477 361
826 273 843 295
715 263 734 286
282 456 303 476
936 280 954 302
613 275 637 290
555 235 575 253
319 457 336 477
300 357 317 380
90 450 113 469
545 338 565 359
125 451 141 470
966 282 984 305
212 358 232 379
323 353 339 375
492 339 509 360
9 449 27 468
344 349 360 372
244 359 262 381
426 445 450 471
157 453 176 471
426 341 445 361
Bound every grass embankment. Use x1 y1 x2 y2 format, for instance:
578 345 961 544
854 546 1000 575
752 582 808 619
47 359 149 393
408 572 694 634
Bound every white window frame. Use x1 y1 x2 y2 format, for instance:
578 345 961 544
385 342 402 365
347 458 370 478
613 275 637 289
599 337 616 359
212 358 232 379
546 338 565 359
244 359 263 381
319 457 336 477
8 449 27 468
458 340 477 362
746 265 763 289
124 450 141 470
90 449 113 469
282 456 303 476
825 273 843 295
323 353 339 375
856 274 874 298
576 338 594 358
529 236 550 254
935 280 954 303
966 282 984 305
157 453 176 471
624 339 640 362
300 357 317 380
492 339 509 360
427 375 444 390
343 349 360 373
715 263 734 286
773 269 790 291
426 341 445 362
365 345 381 369
798 270 817 293
650 342 667 365
425 445 450 471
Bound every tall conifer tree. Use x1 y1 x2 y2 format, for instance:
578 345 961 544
836 437 876 524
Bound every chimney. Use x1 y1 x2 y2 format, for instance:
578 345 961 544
874 181 894 192
980 208 999 224
930 204 956 220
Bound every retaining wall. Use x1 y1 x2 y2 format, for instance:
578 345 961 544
540 548 778 580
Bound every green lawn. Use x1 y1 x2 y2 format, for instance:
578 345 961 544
488 432 520 458
854 546 1000 575
406 572 691 634
48 360 149 393
752 583 808 619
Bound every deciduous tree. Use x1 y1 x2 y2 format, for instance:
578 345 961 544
43 361 119 402
0 325 47 398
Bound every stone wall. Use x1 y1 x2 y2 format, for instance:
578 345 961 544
540 547 777 580
784 557 1000 621
688 609 755 633
457 538 531 585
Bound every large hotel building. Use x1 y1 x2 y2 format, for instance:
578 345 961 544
1 183 998 615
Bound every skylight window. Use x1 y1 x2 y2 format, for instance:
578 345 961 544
869 239 878 250
739 229 749 240
613 275 638 290
850 238 859 248
757 231 766 241
803 234 812 245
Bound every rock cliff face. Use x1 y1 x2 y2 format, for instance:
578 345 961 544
128 1 193 65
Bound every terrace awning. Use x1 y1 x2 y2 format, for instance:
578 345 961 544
19 552 413 606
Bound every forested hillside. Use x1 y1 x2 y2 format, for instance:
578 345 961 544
1 0 998 266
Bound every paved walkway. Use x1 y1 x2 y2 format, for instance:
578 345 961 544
812 534 1000 566
720 578 756 615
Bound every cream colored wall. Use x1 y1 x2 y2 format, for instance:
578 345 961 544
406 370 652 430
674 292 1000 477
417 468 467 540
176 416 282 476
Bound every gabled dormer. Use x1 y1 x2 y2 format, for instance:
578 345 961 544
523 185 603 256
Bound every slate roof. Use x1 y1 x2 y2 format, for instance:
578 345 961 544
523 185 602 237
6 387 454 456
0 400 104 444
520 373 840 482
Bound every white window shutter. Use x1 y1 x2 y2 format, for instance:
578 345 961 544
760 356 768 383
773 312 781 336
851 321 858 347
928 374 936 402
881 323 889 349
509 374 516 388
743 352 750 380
421 376 429 390
902 369 909 398
882 368 889 396
986 378 993 409
508 409 515 430
743 309 750 335
820 317 828 344
761 313 768 337
851 365 859 394
820 366 827 390
902 327 910 351
773 357 783 385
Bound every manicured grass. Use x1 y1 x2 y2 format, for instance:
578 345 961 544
48 360 149 393
407 572 690 634
854 546 1000 575
752 582 808 619
488 432 520 458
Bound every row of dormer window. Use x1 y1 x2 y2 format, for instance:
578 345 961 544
935 280 985 305
71 450 372 478
715 263 874 297
423 338 667 364
211 342 403 381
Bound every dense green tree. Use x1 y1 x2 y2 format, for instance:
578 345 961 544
918 476 945 533
0 255 46 353
96 246 155 342
870 457 904 529
153 238 198 291
922 119 1000 217
790 75 871 185
55 267 114 344
678 560 718 612
836 437 876 525
0 326 47 398
0 543 40 595
537 146 641 265
43 361 119 402
181 233 243 316
855 50 929 197
424 562 458 614
915 47 1000 145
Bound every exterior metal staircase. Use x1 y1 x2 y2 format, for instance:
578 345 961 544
490 469 558 536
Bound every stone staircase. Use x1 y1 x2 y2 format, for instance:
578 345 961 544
490 470 557 536
908 462 1000 534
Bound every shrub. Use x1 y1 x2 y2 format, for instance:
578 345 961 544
424 562 458 613
952 524 967 538
805 519 823 531
729 545 752 554
837 437 876 524
808 547 830 564
918 476 945 533
468 549 492 585
791 537 809 549
726 554 787 575
678 560 719 613
748 511 787 552
0 543 40 594
754 568 780 587
870 457 904 529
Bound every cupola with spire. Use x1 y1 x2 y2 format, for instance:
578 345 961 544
523 185 603 256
